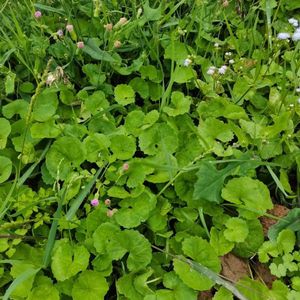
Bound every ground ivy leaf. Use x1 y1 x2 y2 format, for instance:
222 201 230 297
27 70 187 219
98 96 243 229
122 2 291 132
197 97 248 120
30 120 61 139
163 91 191 116
224 217 249 243
115 191 156 228
32 90 58 122
72 270 109 300
85 90 109 115
173 66 196 84
0 118 11 149
51 239 90 281
139 123 178 155
210 227 234 256
82 64 106 87
84 133 110 163
164 41 188 61
129 77 149 99
2 99 29 119
114 84 135 106
140 65 162 83
109 134 136 160
213 286 233 300
46 136 86 180
124 110 145 136
221 177 273 217
0 156 12 183
28 284 60 300
173 259 215 291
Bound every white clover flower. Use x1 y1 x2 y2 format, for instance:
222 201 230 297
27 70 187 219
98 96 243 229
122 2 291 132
214 42 219 48
183 58 192 67
225 51 232 56
296 87 300 93
218 65 228 74
292 31 300 41
207 66 216 75
277 32 290 40
289 18 299 27
229 59 234 64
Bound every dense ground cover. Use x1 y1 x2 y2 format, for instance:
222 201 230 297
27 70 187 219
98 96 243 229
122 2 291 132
0 0 299 299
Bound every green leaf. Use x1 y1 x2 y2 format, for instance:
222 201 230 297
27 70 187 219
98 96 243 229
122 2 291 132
210 227 234 256
143 0 162 21
114 84 135 106
163 91 191 116
30 120 61 139
84 133 110 163
82 38 116 63
46 136 86 180
224 218 249 243
213 287 233 300
115 191 156 228
72 270 109 300
139 123 178 155
129 77 149 99
109 134 136 160
221 177 273 218
164 41 188 61
5 71 16 95
59 88 76 105
28 283 60 300
0 156 12 183
173 66 196 84
193 161 240 204
277 229 295 254
0 118 11 149
85 91 109 115
82 64 106 87
51 239 90 281
2 99 29 119
32 90 58 122
268 209 300 242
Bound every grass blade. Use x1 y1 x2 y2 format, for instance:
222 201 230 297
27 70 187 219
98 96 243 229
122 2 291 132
65 168 102 221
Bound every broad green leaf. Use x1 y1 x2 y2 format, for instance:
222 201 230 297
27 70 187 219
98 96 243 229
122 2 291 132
32 90 58 122
59 88 76 105
164 41 188 61
0 118 11 149
84 133 110 163
268 209 300 241
85 91 109 115
82 64 106 87
197 97 248 120
213 287 233 300
115 191 157 228
109 134 136 160
0 156 12 183
46 136 86 180
210 227 234 256
5 71 16 95
2 100 29 119
30 120 61 139
163 91 191 116
139 123 178 155
51 239 90 281
143 0 162 21
28 283 60 300
114 84 135 106
224 218 249 243
72 270 109 300
277 229 295 254
129 77 149 99
173 66 195 84
221 177 273 218
140 65 163 83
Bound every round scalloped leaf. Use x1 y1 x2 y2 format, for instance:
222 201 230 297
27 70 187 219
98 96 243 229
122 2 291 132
0 156 12 183
27 284 60 300
139 123 178 155
85 91 109 114
32 90 58 122
30 120 61 139
72 270 109 300
0 118 11 149
221 177 273 218
224 218 249 243
46 136 86 180
51 239 90 281
84 133 110 163
109 135 136 160
114 84 135 106
163 91 191 116
2 99 29 119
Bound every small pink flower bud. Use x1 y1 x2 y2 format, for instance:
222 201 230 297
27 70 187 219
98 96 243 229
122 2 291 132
119 17 128 25
114 40 122 48
122 163 129 171
77 41 84 49
104 23 113 31
90 199 99 207
104 199 111 206
66 24 74 32
34 11 42 19
107 209 117 217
